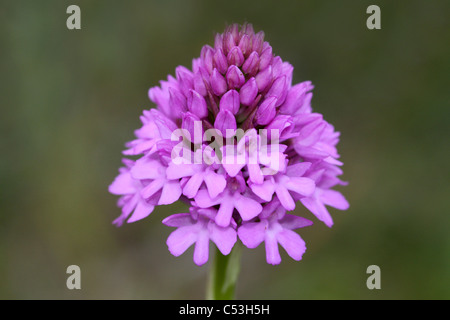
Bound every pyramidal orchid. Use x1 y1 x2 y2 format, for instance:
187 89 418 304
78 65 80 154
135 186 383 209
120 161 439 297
109 23 349 299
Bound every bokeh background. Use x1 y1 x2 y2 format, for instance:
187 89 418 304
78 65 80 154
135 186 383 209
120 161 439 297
1 0 449 299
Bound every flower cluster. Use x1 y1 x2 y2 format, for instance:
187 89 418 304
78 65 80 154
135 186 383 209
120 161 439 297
109 23 349 265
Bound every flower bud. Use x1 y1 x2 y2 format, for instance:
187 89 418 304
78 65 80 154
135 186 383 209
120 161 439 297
214 110 237 138
214 33 223 51
223 32 235 55
266 75 288 107
213 48 228 74
188 89 208 118
259 45 273 71
176 66 194 96
255 65 272 91
200 45 214 74
193 71 207 96
239 77 258 106
169 87 187 117
238 34 251 56
210 68 227 96
220 90 240 115
252 31 265 53
226 65 245 89
182 112 203 145
242 51 260 75
227 46 245 67
255 96 277 125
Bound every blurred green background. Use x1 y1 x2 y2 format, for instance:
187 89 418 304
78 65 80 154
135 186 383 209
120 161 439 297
1 0 449 299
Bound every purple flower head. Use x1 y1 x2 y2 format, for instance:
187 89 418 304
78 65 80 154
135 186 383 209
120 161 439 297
109 23 349 266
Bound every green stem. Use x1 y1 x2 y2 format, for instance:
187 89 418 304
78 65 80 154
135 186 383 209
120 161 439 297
206 243 242 300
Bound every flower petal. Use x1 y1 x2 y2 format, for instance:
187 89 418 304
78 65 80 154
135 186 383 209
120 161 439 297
204 171 227 199
321 189 350 210
285 177 315 197
127 199 155 223
158 180 182 205
140 179 165 199
265 233 281 265
182 172 204 199
237 222 265 249
215 200 235 227
300 196 334 227
162 213 194 227
250 179 275 202
195 189 222 208
109 172 136 195
279 213 313 230
166 225 198 257
166 162 197 180
193 231 210 266
275 185 296 211
209 223 237 255
276 229 306 261
233 194 262 221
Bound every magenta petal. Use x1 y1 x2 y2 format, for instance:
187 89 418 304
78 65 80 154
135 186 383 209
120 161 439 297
275 185 296 211
195 189 221 208
127 200 155 223
301 197 334 227
215 200 235 227
238 222 266 248
109 172 135 195
193 232 210 266
162 213 194 227
250 179 275 202
166 226 198 257
166 162 197 180
204 171 226 199
158 180 181 205
285 177 315 197
294 145 330 159
123 139 157 156
321 189 350 210
222 153 246 177
297 120 327 147
266 75 287 107
279 81 313 115
265 233 281 265
234 194 262 221
209 223 237 255
130 159 164 180
285 162 311 177
279 213 313 230
141 179 165 199
276 229 306 261
183 172 204 198
247 163 264 184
